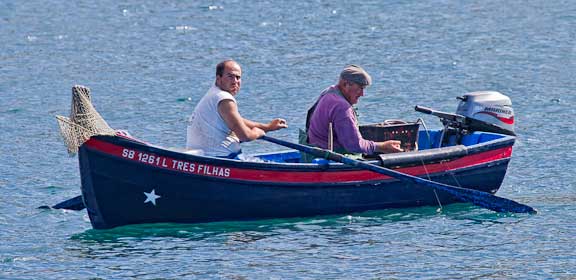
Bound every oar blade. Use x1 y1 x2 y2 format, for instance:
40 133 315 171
51 195 86 211
344 155 537 214
436 185 536 214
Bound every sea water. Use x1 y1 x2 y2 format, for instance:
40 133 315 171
1 0 575 279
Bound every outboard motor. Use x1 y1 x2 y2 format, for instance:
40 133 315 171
415 90 516 147
455 91 515 136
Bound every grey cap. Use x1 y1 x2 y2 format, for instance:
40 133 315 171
340 64 372 86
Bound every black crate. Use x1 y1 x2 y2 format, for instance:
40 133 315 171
359 121 420 152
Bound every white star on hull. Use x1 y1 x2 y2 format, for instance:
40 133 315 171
143 189 161 206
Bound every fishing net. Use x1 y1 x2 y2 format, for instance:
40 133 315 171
56 85 116 155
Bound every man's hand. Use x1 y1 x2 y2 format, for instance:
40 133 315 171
376 140 404 153
267 118 288 131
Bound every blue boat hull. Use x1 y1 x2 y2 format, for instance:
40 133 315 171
79 133 513 229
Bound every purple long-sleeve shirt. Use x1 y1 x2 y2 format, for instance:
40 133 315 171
307 85 376 154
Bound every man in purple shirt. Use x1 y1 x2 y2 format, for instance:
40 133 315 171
307 65 403 156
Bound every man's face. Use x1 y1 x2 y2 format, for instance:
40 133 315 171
342 80 365 105
216 62 242 94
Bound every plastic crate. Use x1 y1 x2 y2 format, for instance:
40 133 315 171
359 121 420 152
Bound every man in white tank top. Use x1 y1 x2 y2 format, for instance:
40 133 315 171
186 60 288 157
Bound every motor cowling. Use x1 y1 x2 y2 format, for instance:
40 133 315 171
456 91 515 136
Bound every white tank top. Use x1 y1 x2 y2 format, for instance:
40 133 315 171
186 85 241 157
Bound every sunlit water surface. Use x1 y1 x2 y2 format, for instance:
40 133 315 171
1 0 575 279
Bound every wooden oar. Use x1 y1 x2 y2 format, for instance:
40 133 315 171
260 135 536 214
39 195 85 210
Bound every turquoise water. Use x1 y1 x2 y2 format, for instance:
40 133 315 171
1 0 575 279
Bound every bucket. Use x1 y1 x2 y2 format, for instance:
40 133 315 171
359 120 420 152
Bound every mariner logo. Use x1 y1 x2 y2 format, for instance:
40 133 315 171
482 106 512 115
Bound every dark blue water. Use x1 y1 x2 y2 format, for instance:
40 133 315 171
1 0 575 279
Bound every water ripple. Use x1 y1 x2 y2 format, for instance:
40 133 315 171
1 0 574 279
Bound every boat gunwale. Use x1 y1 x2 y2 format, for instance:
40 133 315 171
84 132 514 170
88 131 515 168
82 145 512 187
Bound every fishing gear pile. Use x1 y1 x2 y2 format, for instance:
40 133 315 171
56 85 115 155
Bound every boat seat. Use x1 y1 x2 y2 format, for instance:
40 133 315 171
183 149 204 155
165 147 205 156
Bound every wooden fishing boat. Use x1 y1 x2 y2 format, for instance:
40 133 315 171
79 129 517 229
56 85 532 230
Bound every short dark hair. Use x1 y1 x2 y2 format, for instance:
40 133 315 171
216 59 235 77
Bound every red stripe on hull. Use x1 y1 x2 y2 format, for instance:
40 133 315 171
85 138 512 183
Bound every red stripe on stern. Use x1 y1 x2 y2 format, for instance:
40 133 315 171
476 111 515 124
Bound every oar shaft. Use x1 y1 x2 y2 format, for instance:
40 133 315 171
260 135 536 214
